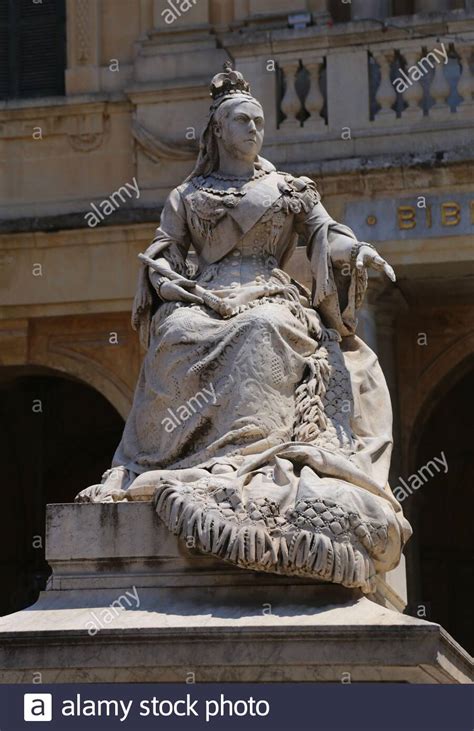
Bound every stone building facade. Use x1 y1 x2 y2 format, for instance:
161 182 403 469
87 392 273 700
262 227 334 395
0 0 473 657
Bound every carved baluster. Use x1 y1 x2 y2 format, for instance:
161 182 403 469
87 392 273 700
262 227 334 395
400 49 424 120
279 60 301 130
373 49 396 123
456 45 474 116
429 52 451 118
304 60 325 130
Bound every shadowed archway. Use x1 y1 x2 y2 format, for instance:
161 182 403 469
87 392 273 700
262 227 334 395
404 365 474 654
0 365 124 617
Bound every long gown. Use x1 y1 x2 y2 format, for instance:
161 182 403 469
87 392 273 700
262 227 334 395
89 161 411 593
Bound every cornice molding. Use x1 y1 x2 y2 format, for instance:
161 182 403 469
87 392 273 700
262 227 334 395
125 79 210 105
219 14 474 57
0 100 129 148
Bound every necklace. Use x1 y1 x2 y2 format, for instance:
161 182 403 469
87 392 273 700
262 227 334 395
189 168 270 208
211 168 267 182
190 168 269 201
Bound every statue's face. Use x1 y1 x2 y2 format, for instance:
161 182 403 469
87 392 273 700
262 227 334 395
214 100 264 162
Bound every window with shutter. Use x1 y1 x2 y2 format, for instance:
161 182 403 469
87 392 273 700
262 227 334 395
0 0 66 100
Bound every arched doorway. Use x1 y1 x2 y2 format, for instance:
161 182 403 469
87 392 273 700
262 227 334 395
404 365 474 655
0 366 124 617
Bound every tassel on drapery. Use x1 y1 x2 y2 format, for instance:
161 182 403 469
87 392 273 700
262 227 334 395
154 483 377 593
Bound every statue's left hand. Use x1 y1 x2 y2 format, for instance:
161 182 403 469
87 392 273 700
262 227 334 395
355 244 396 283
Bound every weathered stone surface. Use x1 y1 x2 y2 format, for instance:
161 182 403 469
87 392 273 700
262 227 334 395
0 503 471 684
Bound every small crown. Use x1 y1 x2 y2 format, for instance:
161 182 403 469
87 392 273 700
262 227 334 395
210 61 251 101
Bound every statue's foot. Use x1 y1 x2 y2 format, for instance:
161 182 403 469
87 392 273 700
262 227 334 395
74 466 132 503
74 484 128 503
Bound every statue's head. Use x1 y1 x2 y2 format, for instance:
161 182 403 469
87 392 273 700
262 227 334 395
186 63 266 180
212 96 264 164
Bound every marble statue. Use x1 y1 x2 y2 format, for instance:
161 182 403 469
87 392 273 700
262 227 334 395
76 63 412 593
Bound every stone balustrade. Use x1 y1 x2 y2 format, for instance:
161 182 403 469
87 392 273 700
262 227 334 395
371 39 474 122
278 57 327 130
2 6 473 217
275 38 473 134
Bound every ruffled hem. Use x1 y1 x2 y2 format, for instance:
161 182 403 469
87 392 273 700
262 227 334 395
154 482 378 593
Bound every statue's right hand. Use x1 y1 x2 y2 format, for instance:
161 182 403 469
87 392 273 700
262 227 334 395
159 279 204 305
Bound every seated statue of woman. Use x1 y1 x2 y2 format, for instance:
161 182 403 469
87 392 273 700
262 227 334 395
76 63 411 594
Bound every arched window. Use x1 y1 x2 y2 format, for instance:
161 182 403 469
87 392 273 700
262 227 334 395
0 0 66 100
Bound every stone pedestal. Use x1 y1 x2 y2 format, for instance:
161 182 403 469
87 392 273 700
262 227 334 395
0 503 471 684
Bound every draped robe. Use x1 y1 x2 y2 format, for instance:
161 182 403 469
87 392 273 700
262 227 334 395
83 165 411 593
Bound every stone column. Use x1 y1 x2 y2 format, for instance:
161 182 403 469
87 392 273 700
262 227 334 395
372 49 397 124
373 286 407 478
358 278 408 499
456 44 474 116
362 280 409 607
304 59 326 131
279 60 301 131
400 48 424 120
429 53 451 119
356 298 378 353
